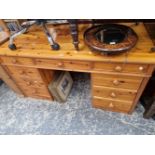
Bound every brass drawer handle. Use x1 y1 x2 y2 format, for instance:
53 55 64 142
110 92 117 98
36 60 42 63
34 80 38 83
57 62 63 67
19 70 25 75
113 80 120 86
109 102 114 108
12 59 18 64
139 66 144 71
114 66 123 72
32 89 37 94
26 81 32 86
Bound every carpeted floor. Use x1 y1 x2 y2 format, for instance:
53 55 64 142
0 73 155 135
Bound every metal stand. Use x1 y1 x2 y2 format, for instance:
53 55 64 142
42 23 60 50
8 20 60 51
8 19 80 51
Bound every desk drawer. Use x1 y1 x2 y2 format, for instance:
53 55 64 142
6 66 42 80
93 86 136 102
1 56 34 66
93 97 132 113
23 87 52 100
15 77 45 88
63 60 91 71
26 94 52 100
21 85 51 97
92 73 143 90
94 62 149 75
34 59 92 71
6 66 52 98
35 59 64 69
16 79 51 98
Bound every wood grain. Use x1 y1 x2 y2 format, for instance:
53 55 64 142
0 64 23 95
0 22 155 114
0 23 154 64
93 86 137 102
5 65 54 100
92 73 143 91
93 96 133 113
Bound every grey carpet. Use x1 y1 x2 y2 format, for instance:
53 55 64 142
0 73 155 135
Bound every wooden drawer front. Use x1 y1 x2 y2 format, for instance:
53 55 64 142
12 75 52 100
94 62 149 74
24 89 52 100
63 60 91 71
35 59 64 69
92 73 143 90
5 65 53 100
35 59 92 71
93 97 132 113
16 80 52 99
93 86 136 102
15 77 46 88
1 56 34 66
6 66 42 80
21 85 50 97
26 94 52 100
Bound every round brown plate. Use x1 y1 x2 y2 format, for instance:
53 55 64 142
84 24 138 55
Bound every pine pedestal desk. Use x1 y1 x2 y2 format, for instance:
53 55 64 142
0 23 155 114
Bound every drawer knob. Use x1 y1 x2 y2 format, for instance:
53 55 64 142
12 59 17 64
113 80 120 86
32 90 37 94
20 71 25 75
115 66 122 72
110 92 117 98
57 62 63 67
139 66 144 71
109 102 114 108
26 81 31 86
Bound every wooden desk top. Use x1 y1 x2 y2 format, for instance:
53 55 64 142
0 23 155 64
